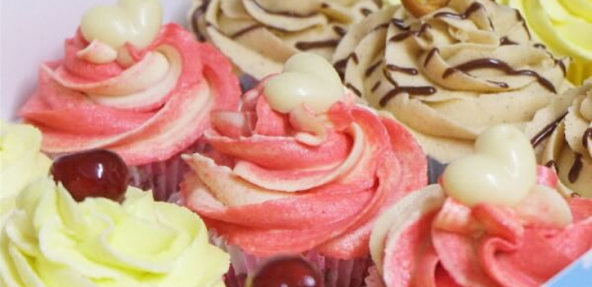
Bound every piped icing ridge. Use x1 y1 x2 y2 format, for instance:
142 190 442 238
190 0 380 80
528 79 592 198
0 179 229 287
369 125 592 287
20 23 241 166
0 121 51 219
181 53 427 258
500 0 592 85
335 0 568 163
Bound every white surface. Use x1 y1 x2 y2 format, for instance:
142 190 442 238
0 0 191 120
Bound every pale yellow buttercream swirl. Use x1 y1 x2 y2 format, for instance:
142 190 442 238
336 0 568 163
0 121 50 219
0 179 229 287
501 0 592 85
190 0 380 79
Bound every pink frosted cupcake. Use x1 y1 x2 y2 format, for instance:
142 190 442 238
368 125 592 287
180 53 428 287
19 0 241 201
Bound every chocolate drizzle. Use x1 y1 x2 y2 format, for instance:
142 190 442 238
583 128 592 148
251 0 319 18
346 83 362 97
391 18 410 31
385 64 419 75
191 0 211 41
534 43 547 50
230 25 262 38
545 160 558 172
334 52 357 76
379 68 437 107
568 153 583 183
295 39 340 50
531 112 568 147
424 48 439 67
500 37 518 46
333 26 347 37
389 24 431 42
365 61 383 77
443 58 557 93
371 82 381 92
361 8 373 16
433 2 483 20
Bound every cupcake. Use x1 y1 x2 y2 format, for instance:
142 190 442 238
501 0 592 85
0 121 51 219
527 79 592 198
334 0 569 163
180 53 428 287
368 124 592 287
0 178 230 287
19 0 241 201
189 0 381 80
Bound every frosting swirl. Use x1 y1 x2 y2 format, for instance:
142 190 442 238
181 79 427 258
528 79 592 198
190 0 380 79
501 0 592 85
369 174 592 287
0 121 51 219
20 24 241 166
0 179 229 287
335 0 568 163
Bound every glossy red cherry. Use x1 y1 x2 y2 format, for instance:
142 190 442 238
249 256 324 287
51 149 130 202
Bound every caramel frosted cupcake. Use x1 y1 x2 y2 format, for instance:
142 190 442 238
527 79 592 198
335 0 569 163
501 0 592 85
190 0 380 80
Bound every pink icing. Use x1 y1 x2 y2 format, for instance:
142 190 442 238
182 80 428 259
382 186 592 287
20 24 241 165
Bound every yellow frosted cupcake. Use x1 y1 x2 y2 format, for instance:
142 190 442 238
501 0 592 84
0 178 230 287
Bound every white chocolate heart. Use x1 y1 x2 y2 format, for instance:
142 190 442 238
264 53 344 114
442 125 536 207
81 0 162 51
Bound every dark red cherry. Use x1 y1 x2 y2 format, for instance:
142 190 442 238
51 149 129 202
250 256 324 287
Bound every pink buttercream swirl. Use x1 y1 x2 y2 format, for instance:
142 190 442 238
20 24 240 165
379 168 592 287
181 78 428 259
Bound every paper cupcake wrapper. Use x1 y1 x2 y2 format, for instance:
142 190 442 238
364 266 385 287
210 232 372 287
567 60 592 86
129 139 208 201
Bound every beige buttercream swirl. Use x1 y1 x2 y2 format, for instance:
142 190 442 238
190 0 379 79
529 79 592 199
335 0 568 163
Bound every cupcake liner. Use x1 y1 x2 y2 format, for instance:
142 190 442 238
211 232 372 287
567 60 592 86
129 139 208 202
364 266 385 287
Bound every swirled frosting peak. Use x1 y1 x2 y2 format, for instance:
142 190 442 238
0 121 51 219
336 0 569 163
0 178 229 287
181 74 427 258
190 0 380 79
20 23 241 166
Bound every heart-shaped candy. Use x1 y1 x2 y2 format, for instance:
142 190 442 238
442 125 537 207
80 0 162 51
264 53 344 114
